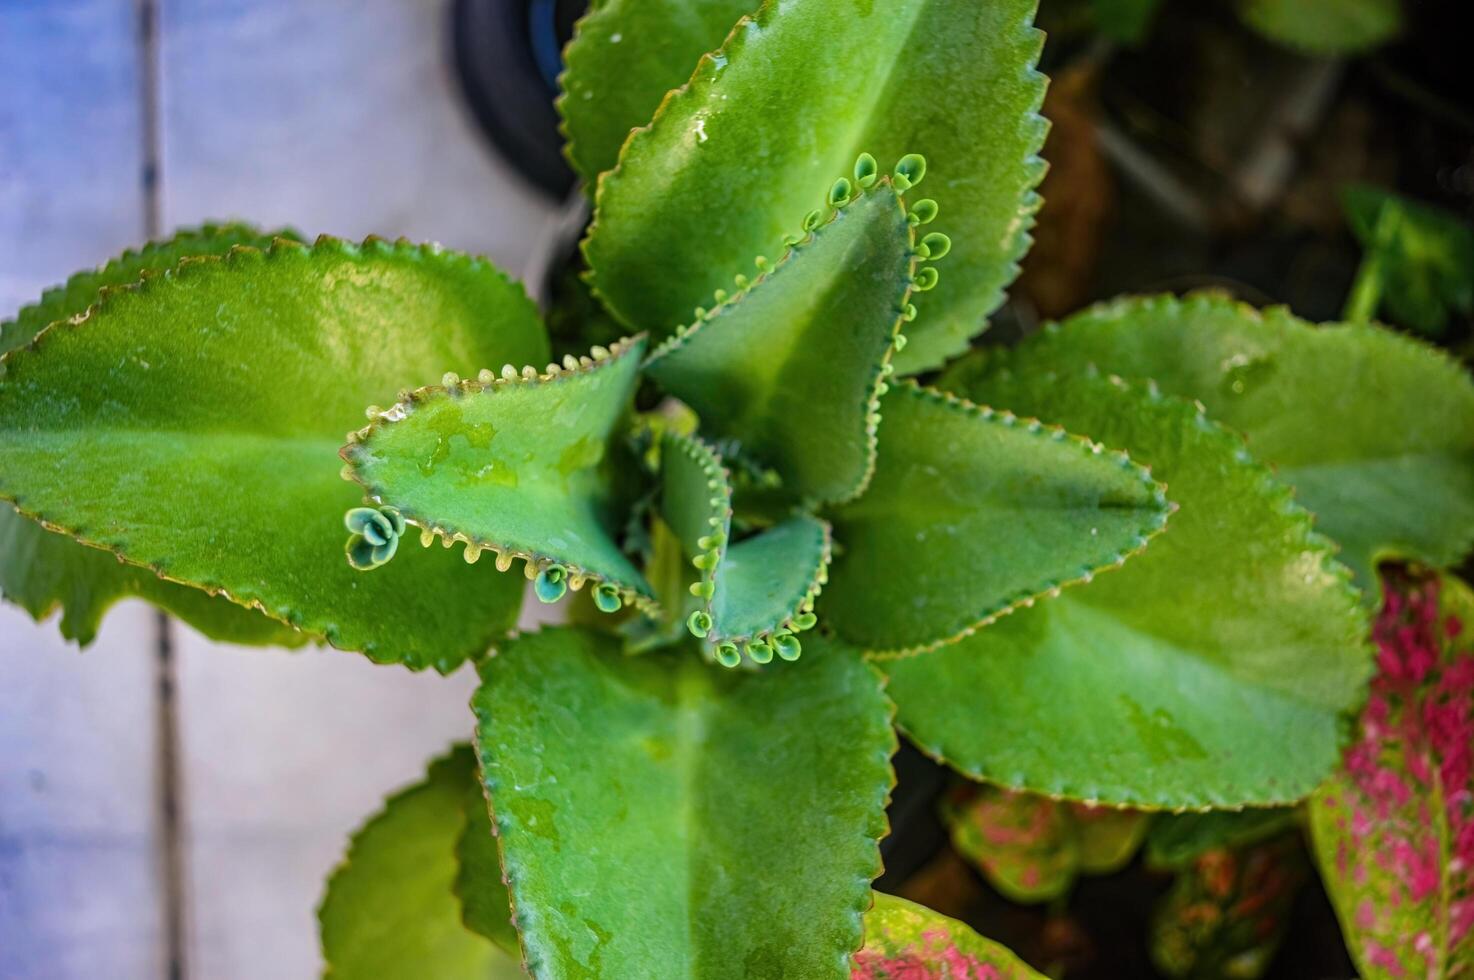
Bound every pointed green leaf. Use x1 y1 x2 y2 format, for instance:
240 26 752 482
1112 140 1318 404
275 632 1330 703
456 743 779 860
1308 570 1474 980
852 892 1045 979
472 628 895 979
0 237 547 671
659 431 830 658
559 0 755 186
319 746 524 980
1150 835 1307 980
1240 0 1400 54
940 783 1150 903
971 293 1474 592
1145 809 1299 870
0 224 307 647
456 771 519 955
344 336 652 610
884 370 1371 806
583 0 1047 373
645 180 917 504
820 382 1171 655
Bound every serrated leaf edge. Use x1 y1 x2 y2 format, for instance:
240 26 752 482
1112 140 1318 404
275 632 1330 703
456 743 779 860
342 334 657 616
891 371 1373 808
862 379 1175 661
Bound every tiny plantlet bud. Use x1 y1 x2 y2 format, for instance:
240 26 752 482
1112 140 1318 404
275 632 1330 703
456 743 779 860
715 642 742 668
772 632 802 661
828 177 853 207
688 610 713 638
802 209 824 231
910 198 939 224
894 153 926 189
593 583 623 613
913 266 940 291
921 232 951 260
746 638 774 664
534 565 569 603
854 152 879 187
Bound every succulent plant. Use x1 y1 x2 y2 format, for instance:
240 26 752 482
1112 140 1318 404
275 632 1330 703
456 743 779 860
3 0 1473 977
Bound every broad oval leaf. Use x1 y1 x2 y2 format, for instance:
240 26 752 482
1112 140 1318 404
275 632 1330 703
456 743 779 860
884 369 1371 806
583 0 1047 373
645 178 921 504
559 0 755 187
852 892 1044 979
1308 569 1474 979
659 430 830 660
970 293 1474 594
941 783 1150 903
1240 0 1401 54
0 224 304 647
473 627 896 979
821 381 1171 655
0 237 547 671
319 745 523 980
343 336 652 610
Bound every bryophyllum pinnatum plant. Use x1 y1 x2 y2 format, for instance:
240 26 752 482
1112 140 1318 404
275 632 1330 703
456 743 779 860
3 1 1474 977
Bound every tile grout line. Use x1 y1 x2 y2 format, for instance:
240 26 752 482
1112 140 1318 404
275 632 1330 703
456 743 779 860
137 1 189 978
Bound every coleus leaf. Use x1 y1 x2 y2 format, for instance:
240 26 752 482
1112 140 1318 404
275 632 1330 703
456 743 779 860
472 627 895 979
820 381 1171 655
0 224 303 648
645 171 927 505
583 0 1047 373
1308 569 1474 979
659 430 830 666
319 745 523 980
1239 0 1401 54
940 783 1151 903
1343 184 1474 336
1149 835 1307 980
0 237 546 671
455 766 518 955
852 892 1045 980
1145 809 1299 870
558 0 755 187
884 369 1371 806
343 335 653 613
968 293 1474 594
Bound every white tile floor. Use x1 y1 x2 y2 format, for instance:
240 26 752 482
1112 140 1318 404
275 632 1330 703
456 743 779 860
1 3 558 976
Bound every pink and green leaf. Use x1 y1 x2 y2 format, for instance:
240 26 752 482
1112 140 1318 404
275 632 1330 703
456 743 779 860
1308 568 1474 979
852 892 1044 979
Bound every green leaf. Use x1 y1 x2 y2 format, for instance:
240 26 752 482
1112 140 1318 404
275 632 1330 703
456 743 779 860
472 627 895 979
319 745 524 980
1145 809 1299 870
820 381 1171 655
970 293 1474 593
559 0 755 187
344 336 652 611
0 221 301 364
583 0 1047 373
1343 184 1474 336
0 224 307 648
852 892 1045 979
659 430 831 660
645 179 919 504
940 784 1150 903
1149 835 1307 980
1240 0 1401 54
0 237 547 671
0 505 303 648
1090 0 1163 43
455 770 519 955
884 370 1371 806
1308 569 1474 980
